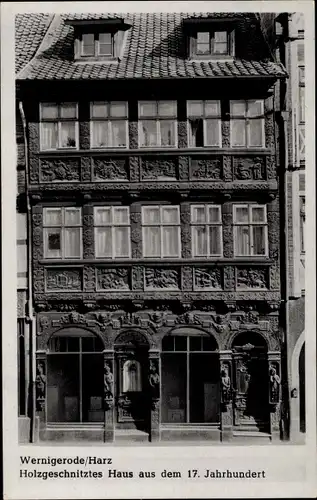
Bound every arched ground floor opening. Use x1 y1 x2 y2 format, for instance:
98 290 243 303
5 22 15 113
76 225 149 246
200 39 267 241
34 326 282 443
290 332 306 443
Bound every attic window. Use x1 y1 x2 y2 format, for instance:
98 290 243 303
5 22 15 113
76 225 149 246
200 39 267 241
192 30 234 58
79 32 114 59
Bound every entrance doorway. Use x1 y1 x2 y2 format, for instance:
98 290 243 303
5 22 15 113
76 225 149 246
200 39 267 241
114 331 150 433
232 332 269 432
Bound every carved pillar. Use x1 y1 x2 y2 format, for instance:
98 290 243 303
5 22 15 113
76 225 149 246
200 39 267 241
35 352 47 442
219 351 233 441
131 203 142 258
180 202 191 258
222 202 233 259
268 351 282 441
148 351 160 442
83 204 94 259
103 351 115 442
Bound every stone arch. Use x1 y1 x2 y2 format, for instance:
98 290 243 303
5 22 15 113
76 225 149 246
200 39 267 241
47 326 106 350
290 330 305 440
114 329 152 348
164 325 220 350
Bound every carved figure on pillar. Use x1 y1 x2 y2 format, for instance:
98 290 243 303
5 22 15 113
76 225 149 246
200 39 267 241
35 361 46 411
149 360 160 400
220 364 232 404
104 362 114 396
269 364 280 404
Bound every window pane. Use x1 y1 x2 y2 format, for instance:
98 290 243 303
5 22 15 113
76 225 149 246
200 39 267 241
41 103 58 119
231 119 246 146
95 207 111 225
162 227 179 256
248 119 263 147
92 121 109 147
209 226 221 255
82 354 104 422
192 226 207 256
197 32 210 43
162 206 179 224
251 206 265 223
140 120 157 146
64 228 81 258
189 354 220 423
109 102 127 118
205 101 220 116
248 101 263 117
91 102 108 118
82 33 94 56
162 336 174 351
60 103 77 119
161 353 186 423
95 227 112 257
213 31 228 54
299 87 305 122
160 120 175 146
190 337 202 351
41 122 58 150
99 33 111 44
44 208 62 226
252 226 266 255
67 337 80 352
205 119 220 145
188 118 204 147
60 122 76 148
208 206 221 223
142 207 160 224
192 206 206 224
158 101 177 117
197 32 210 54
111 120 126 146
188 101 204 116
235 206 249 223
143 227 160 257
174 336 187 351
114 227 129 257
45 228 62 258
65 208 81 226
231 102 246 116
47 355 80 422
202 336 217 351
113 207 129 224
236 226 250 255
98 42 112 56
214 31 227 42
139 102 156 117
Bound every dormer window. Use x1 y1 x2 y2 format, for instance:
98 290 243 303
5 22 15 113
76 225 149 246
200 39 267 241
184 17 236 60
196 31 229 56
81 32 114 57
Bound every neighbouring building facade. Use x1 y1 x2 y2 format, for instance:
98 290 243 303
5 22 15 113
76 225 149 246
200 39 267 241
16 12 288 444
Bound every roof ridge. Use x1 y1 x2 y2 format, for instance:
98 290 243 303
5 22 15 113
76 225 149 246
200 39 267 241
17 13 57 79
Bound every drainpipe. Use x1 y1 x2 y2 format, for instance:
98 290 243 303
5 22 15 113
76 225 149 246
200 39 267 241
19 100 36 443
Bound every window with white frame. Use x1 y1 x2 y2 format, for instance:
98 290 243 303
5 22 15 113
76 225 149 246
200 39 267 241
187 100 221 147
191 205 222 257
94 206 130 258
81 32 114 57
233 204 268 256
191 30 234 58
90 102 128 148
40 103 78 150
230 100 265 148
139 101 177 147
142 206 181 258
43 207 82 259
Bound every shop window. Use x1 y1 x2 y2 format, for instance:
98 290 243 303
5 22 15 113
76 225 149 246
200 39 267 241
46 331 104 423
43 207 82 259
90 101 128 148
142 205 181 258
161 334 219 424
230 100 265 148
40 103 78 150
187 100 221 147
139 101 177 147
191 204 222 256
233 204 268 256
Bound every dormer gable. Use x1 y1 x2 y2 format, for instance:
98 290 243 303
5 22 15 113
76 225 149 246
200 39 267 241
65 18 131 62
183 17 238 60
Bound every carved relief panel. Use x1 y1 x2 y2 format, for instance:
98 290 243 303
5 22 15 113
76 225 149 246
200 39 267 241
45 268 82 291
39 158 80 183
96 268 131 291
190 157 223 180
233 157 266 181
194 268 223 290
140 158 177 180
144 268 180 290
93 157 128 181
236 268 269 290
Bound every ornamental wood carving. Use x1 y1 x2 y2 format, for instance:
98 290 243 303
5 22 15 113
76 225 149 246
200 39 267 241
145 268 180 290
93 158 128 181
45 268 82 291
190 158 222 180
233 157 265 181
194 268 222 290
236 268 269 290
97 268 130 291
40 159 80 183
140 158 177 180
178 156 189 181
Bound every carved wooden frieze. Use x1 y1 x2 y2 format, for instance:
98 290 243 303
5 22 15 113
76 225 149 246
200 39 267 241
233 157 265 181
140 158 177 180
194 268 222 290
129 157 140 181
190 157 222 180
132 266 144 291
178 156 189 181
93 158 128 181
45 268 82 291
236 268 269 290
145 268 180 290
96 268 130 291
39 158 80 183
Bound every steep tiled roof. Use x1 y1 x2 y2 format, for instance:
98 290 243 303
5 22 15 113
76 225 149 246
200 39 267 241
16 13 287 80
15 14 53 73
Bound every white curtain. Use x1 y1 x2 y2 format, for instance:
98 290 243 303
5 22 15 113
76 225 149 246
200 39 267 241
95 227 112 257
162 227 179 256
64 228 80 258
92 121 108 147
41 122 57 150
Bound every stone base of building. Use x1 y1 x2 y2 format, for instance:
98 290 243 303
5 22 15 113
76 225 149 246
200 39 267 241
18 416 31 443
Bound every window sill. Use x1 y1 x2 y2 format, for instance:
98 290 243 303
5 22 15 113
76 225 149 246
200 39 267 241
39 257 274 266
37 147 272 156
188 56 234 62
